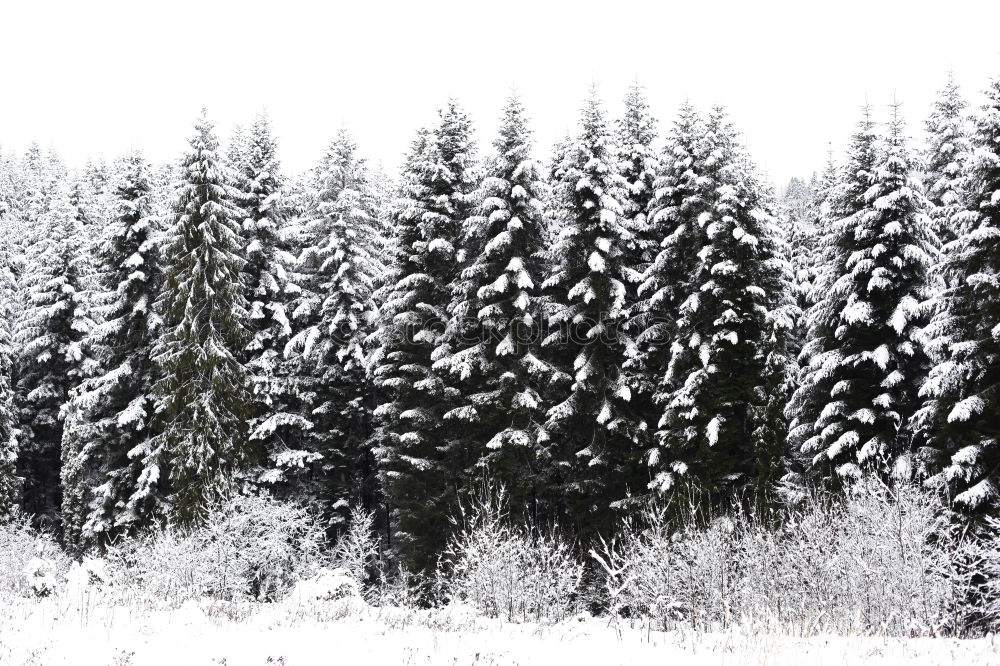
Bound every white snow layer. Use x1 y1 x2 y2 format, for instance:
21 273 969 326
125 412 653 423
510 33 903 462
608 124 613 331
0 594 996 665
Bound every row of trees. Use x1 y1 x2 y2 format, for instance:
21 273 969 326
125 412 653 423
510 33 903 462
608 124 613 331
0 72 998 571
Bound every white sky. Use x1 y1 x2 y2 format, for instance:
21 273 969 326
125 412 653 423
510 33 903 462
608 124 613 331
2 0 999 186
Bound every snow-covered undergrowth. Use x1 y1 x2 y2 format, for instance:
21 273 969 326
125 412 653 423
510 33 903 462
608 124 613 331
101 494 328 607
594 480 997 636
1 485 999 664
439 491 585 623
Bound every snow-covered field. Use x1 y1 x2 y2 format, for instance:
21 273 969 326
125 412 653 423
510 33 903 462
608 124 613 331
1 597 997 666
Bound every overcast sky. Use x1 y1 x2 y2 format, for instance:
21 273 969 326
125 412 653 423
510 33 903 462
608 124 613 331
2 0 998 186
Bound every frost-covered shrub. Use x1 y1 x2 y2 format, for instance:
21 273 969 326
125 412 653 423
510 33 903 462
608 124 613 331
65 557 109 595
593 508 738 630
935 515 1000 634
736 482 953 635
371 563 423 609
23 553 59 597
595 480 960 636
332 507 379 586
291 567 361 602
0 511 69 598
440 491 583 623
105 493 326 606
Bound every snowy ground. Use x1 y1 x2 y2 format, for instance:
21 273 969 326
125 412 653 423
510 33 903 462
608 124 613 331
1 597 997 666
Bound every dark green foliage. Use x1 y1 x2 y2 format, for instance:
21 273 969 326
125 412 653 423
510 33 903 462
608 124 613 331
915 79 1000 514
435 94 551 524
60 152 165 549
789 105 936 486
372 101 478 570
648 107 790 509
541 90 646 538
151 110 251 527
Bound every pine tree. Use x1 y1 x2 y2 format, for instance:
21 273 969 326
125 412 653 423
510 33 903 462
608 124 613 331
0 147 13 224
780 176 820 318
11 144 65 256
433 94 551 520
789 104 936 485
231 116 290 367
59 151 164 549
371 101 476 570
286 128 381 526
617 82 659 283
227 114 304 494
914 78 1000 513
152 110 251 526
633 102 711 491
16 182 91 525
751 179 800 512
806 150 840 303
541 89 644 536
646 107 791 505
0 248 18 519
924 72 971 245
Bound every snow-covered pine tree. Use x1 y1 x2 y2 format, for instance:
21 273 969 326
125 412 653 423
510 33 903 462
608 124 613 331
788 104 936 486
633 102 711 491
12 144 66 256
59 151 164 549
541 89 645 536
780 177 819 313
78 158 114 235
616 83 662 444
544 131 573 245
0 248 18 519
152 110 251 526
924 72 971 246
617 82 659 286
647 106 791 506
285 128 381 527
914 78 1000 513
16 181 91 525
433 93 551 520
750 177 800 512
227 113 304 495
805 150 840 302
371 101 477 570
148 161 178 220
0 147 12 222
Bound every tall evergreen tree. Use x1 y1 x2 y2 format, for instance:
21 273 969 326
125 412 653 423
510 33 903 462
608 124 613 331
617 82 659 284
633 102 711 491
915 78 1000 513
227 114 302 493
286 128 381 527
371 101 477 570
16 182 91 525
152 110 251 526
646 107 790 505
541 89 644 536
789 105 936 485
59 152 164 549
617 84 661 445
434 94 551 521
924 73 971 246
0 248 18 520
780 176 820 321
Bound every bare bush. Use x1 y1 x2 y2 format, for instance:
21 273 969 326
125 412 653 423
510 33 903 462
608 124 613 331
332 506 379 586
0 511 69 598
104 493 327 607
594 480 962 636
439 489 583 624
934 514 1000 634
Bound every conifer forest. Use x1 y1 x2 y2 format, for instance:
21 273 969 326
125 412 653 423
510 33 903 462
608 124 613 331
3 4 1000 662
